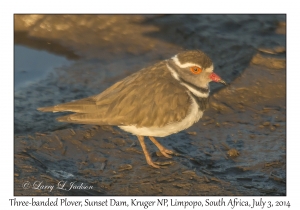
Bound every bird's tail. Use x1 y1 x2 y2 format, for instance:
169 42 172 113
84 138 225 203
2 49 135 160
37 106 63 113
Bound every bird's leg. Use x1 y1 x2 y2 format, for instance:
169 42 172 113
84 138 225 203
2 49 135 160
148 136 173 158
137 135 160 168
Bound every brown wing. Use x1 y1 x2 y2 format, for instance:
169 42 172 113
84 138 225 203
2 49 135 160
38 61 191 127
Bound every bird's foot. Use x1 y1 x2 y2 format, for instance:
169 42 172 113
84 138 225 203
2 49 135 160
146 159 160 168
146 155 174 168
149 136 174 158
157 149 174 158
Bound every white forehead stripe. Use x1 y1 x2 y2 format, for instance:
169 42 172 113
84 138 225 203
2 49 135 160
172 55 200 68
206 64 214 72
172 55 214 73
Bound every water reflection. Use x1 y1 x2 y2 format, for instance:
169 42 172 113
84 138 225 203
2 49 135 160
14 45 72 90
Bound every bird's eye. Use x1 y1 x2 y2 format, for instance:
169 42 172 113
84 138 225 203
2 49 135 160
190 66 202 74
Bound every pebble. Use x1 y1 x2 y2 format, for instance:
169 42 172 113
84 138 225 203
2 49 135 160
227 148 240 157
262 121 271 126
187 131 197 136
118 164 133 171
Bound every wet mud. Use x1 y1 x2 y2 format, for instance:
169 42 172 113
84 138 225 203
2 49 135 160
14 15 286 196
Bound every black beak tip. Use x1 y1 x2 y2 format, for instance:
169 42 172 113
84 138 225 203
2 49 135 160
219 80 227 86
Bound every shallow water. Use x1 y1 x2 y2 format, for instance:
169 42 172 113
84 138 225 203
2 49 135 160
14 45 72 90
14 14 286 196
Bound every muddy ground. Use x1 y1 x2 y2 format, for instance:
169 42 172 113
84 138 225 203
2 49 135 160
14 15 286 196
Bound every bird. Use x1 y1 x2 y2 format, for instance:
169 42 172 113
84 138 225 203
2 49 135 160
38 50 226 168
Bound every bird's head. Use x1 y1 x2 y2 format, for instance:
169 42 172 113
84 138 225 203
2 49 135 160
167 50 227 89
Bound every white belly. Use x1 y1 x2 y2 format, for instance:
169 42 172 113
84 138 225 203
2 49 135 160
119 94 203 137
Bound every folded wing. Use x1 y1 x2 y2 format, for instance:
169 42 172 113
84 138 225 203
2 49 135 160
38 61 191 127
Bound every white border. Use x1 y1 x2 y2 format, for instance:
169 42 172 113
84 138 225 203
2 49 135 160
3 0 298 209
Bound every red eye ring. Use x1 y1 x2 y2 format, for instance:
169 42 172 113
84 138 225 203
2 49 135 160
190 66 202 74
